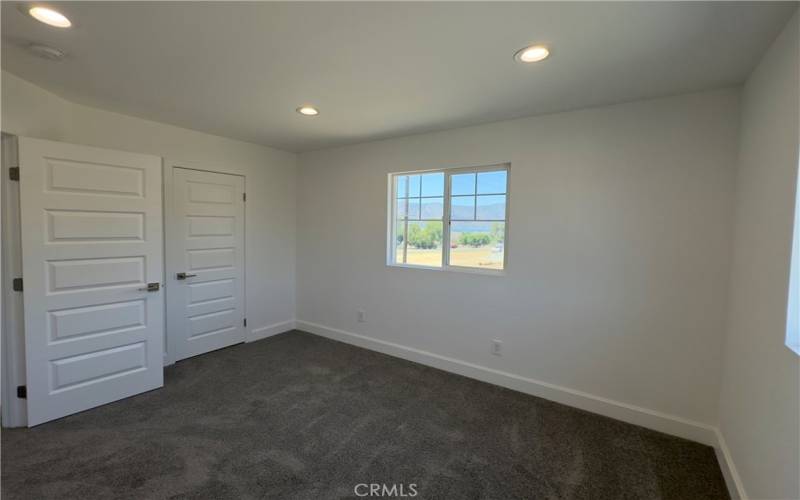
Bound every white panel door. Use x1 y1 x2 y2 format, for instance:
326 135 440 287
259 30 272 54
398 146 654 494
167 168 245 361
18 137 164 426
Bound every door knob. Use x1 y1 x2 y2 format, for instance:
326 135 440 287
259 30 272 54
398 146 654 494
176 272 197 280
139 282 160 292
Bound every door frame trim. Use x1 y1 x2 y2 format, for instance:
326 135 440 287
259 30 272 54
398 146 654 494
163 160 246 365
1 133 27 427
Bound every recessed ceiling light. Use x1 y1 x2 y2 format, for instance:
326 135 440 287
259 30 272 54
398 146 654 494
28 6 72 28
296 106 319 116
514 45 550 63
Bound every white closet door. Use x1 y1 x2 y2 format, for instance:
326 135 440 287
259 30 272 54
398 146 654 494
18 137 164 426
167 167 245 362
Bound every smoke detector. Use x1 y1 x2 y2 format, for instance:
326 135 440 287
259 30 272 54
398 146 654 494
27 43 65 61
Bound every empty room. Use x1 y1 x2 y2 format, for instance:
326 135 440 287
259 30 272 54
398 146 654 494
1 2 798 499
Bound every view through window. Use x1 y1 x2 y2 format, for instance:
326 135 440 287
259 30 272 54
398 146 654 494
390 165 509 271
787 159 800 355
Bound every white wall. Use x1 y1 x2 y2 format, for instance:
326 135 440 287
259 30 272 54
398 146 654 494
718 13 800 500
1 70 297 343
297 88 741 430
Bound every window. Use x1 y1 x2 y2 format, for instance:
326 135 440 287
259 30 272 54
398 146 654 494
787 158 800 355
389 164 509 272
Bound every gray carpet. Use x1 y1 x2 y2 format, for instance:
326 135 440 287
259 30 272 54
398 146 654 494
2 330 729 499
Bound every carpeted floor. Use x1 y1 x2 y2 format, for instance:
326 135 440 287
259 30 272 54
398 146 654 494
2 330 729 499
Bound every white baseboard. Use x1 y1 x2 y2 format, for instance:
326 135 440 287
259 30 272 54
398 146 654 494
714 429 748 499
246 319 745 500
295 320 718 446
249 320 296 342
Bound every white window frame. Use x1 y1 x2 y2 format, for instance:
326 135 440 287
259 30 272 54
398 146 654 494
786 157 800 355
386 163 510 275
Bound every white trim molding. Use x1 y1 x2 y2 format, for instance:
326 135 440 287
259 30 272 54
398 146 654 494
1 133 27 428
295 320 717 444
249 320 296 342
714 429 748 500
295 320 747 498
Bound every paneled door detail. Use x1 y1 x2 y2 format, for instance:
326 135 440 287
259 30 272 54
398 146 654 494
167 168 245 361
18 137 164 426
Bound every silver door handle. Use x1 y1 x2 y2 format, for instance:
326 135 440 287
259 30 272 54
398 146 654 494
176 272 197 280
139 282 160 292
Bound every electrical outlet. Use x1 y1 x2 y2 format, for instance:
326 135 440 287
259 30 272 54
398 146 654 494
491 339 503 356
357 309 366 322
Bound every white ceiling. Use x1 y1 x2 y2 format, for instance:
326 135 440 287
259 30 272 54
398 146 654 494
2 2 796 152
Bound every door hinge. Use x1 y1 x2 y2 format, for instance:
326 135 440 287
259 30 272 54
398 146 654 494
243 318 247 327
12 278 22 292
17 385 26 399
9 167 19 181
243 192 246 202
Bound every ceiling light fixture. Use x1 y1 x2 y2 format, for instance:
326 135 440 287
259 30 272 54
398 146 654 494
296 105 319 116
28 6 72 28
514 45 550 63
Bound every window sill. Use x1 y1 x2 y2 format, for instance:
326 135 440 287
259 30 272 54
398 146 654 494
386 262 506 276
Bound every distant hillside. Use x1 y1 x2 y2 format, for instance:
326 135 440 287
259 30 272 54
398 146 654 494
414 200 505 221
